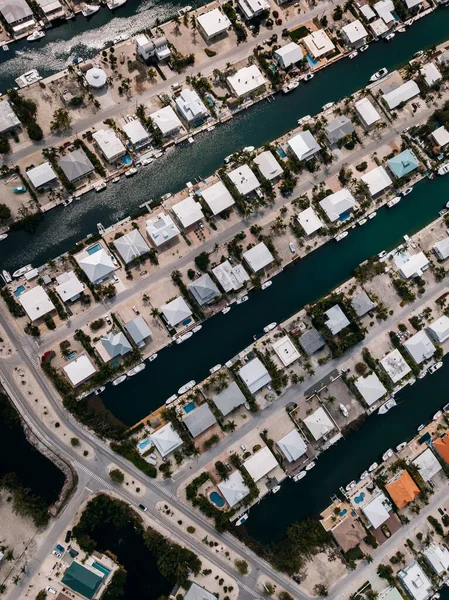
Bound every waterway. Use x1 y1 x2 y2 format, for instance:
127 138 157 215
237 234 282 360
244 358 449 545
1 8 449 272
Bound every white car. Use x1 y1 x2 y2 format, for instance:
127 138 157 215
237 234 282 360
113 274 119 283
289 242 296 253
105 314 112 325
52 550 61 558
46 588 57 595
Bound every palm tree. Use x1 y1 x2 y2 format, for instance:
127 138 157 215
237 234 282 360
142 293 150 303
147 68 157 82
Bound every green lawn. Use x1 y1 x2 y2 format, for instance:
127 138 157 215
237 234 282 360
289 25 309 42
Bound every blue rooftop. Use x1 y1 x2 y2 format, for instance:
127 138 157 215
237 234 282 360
387 149 420 179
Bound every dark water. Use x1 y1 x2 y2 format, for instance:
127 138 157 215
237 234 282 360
1 8 449 272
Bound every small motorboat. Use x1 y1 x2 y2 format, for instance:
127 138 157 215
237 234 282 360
94 181 106 192
27 30 45 42
396 442 407 452
293 471 307 482
0 234 8 242
141 157 154 166
360 44 369 52
13 264 33 279
261 280 272 290
127 363 146 377
348 50 358 59
112 375 127 386
236 295 248 304
387 197 401 208
396 26 406 33
418 369 427 379
263 322 277 333
345 481 356 491
358 218 368 226
368 212 377 219
13 186 26 193
417 424 424 432
360 471 369 480
370 67 388 82
82 4 100 17
282 81 299 94
433 410 443 421
429 361 443 374
222 306 231 315
334 231 348 242
382 449 394 461
148 353 158 362
235 513 248 526
402 187 413 196
107 0 127 8
176 331 193 344
243 146 255 153
339 403 349 417
305 461 316 471
378 250 387 258
165 394 177 406
414 50 424 57
209 364 222 375
322 102 334 111
2 270 12 283
125 167 137 177
94 386 105 395
2 44 9 51
111 176 121 183
368 462 378 472
385 33 395 41
178 380 196 395
302 72 314 82
178 5 192 15
297 115 312 126
192 325 202 334
378 398 397 414
272 485 281 494
437 163 449 176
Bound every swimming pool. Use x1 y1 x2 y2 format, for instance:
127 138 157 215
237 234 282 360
184 402 196 414
306 53 318 67
354 492 366 504
67 352 77 361
276 147 287 159
182 317 192 327
13 285 25 297
92 562 111 577
138 438 151 451
339 211 352 222
210 492 225 508
121 155 132 165
87 243 102 255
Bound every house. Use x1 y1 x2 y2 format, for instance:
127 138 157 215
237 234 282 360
188 273 220 306
100 331 132 361
398 251 429 279
403 330 435 364
351 290 376 317
272 335 300 367
354 372 387 406
378 588 404 600
0 99 20 134
85 67 107 89
238 357 271 394
324 304 350 335
354 97 382 129
125 316 152 347
431 126 449 148
404 0 423 9
412 448 442 482
297 207 325 236
149 422 183 457
385 471 420 509
92 129 126 163
0 0 35 32
153 36 171 61
303 30 335 60
331 515 366 553
380 349 411 383
200 181 235 215
184 583 217 600
370 18 390 38
319 188 356 222
427 315 449 344
254 151 284 181
61 561 105 600
373 0 395 24
226 65 267 98
438 49 449 67
299 327 326 355
361 166 393 198
175 89 209 124
238 0 269 20
151 106 182 137
276 429 307 462
172 196 204 228
123 119 150 149
397 562 432 600
361 492 391 528
212 381 246 416
341 19 368 47
146 212 180 247
382 80 420 110
387 149 420 179
243 242 274 273
421 62 442 87
423 544 449 576
324 116 354 145
58 149 95 183
26 162 58 191
19 286 55 322
303 406 334 441
228 164 260 196
273 42 303 69
433 435 449 464
161 296 192 328
217 470 250 507
359 4 376 20
135 33 156 61
243 446 278 481
287 130 320 162
113 229 149 264
76 248 115 284
63 354 96 387
212 260 250 292
55 271 84 303
182 403 217 437
197 8 231 40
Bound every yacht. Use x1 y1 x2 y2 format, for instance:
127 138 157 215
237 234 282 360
433 410 443 421
222 306 231 315
339 403 349 417
293 471 307 482
107 0 127 8
209 364 222 375
438 163 449 175
94 386 105 395
192 325 202 334
370 67 388 82
360 44 369 52
348 50 358 59
305 461 316 471
243 146 255 153
302 73 314 82
334 231 348 242
387 196 401 208
429 361 443 374
345 480 356 491
111 176 120 183
112 375 127 386
358 218 367 226
385 33 395 41
13 264 33 279
322 102 334 111
82 4 100 17
125 167 137 177
178 380 196 395
2 270 12 284
414 50 424 57
360 471 369 480
94 181 106 192
176 331 193 344
0 234 8 242
417 424 424 432
178 5 192 15
396 442 407 452
236 295 248 304
382 448 394 461
148 353 158 362
272 485 281 494
297 115 312 126
261 280 272 290
282 81 299 94
127 363 146 377
402 187 413 196
368 211 377 219
141 157 154 166
378 398 397 414
27 30 45 42
368 462 378 472
396 26 406 33
263 322 277 333
165 394 177 406
15 70 42 88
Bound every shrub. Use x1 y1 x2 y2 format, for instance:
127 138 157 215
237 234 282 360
70 437 80 447
187 526 196 533
235 559 248 575
109 468 125 484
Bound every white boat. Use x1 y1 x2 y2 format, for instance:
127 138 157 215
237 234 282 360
387 196 401 208
368 462 378 472
297 115 312 125
112 375 127 386
360 44 369 52
236 295 248 304
154 151 164 159
125 167 137 177
148 353 158 362
414 50 424 57
192 325 202 334
370 67 388 82
322 102 334 111
15 69 42 88
243 146 255 153
0 234 8 241
385 33 395 41
178 380 196 395
263 322 277 333
272 485 281 494
111 176 120 183
402 187 413 196
107 0 127 8
339 403 349 417
302 73 314 82
305 461 315 471
82 4 100 17
433 410 443 421
437 163 449 176
378 398 397 414
368 212 377 219
382 449 394 461
178 5 192 15
13 264 33 279
334 231 348 242
165 394 177 405
360 471 369 480
235 513 248 526
358 218 367 226
282 81 299 94
209 364 222 374
94 386 105 395
378 250 387 258
418 369 427 379
94 181 106 192
222 306 231 315
188 137 194 144
127 363 146 376
2 44 9 51
417 424 424 432
27 30 45 42
261 280 272 290
141 157 154 166
2 270 12 283
345 480 356 491
429 361 443 374
348 51 358 59
293 471 307 482
396 26 406 33
176 331 193 344
396 442 407 452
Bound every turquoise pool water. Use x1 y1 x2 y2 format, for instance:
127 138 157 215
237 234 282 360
13 285 25 296
276 147 287 159
92 561 111 577
210 492 225 507
354 492 366 504
306 53 318 67
138 438 151 451
87 243 102 255
67 352 77 360
339 508 347 517
121 155 132 165
184 402 196 414
182 317 192 326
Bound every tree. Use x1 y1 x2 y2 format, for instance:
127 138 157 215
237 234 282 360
314 585 328 597
26 122 43 140
194 251 210 272
279 593 294 600
50 108 71 132
355 362 367 376
0 203 11 221
70 437 80 447
235 559 249 575
0 135 10 154
109 468 125 484
147 68 157 82
36 591 47 600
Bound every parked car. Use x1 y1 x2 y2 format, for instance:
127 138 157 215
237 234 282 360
52 550 61 558
113 274 119 283
225 463 232 471
56 544 65 553
240 444 247 452
138 503 147 512
65 530 72 543
132 306 140 315
105 314 112 325
46 588 57 595
439 508 444 515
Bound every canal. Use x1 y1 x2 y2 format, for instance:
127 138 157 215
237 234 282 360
1 7 448 273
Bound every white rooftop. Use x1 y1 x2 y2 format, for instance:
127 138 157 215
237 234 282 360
362 492 391 529
149 423 183 457
277 429 307 462
151 105 182 136
319 188 355 222
55 271 84 302
303 406 334 441
361 166 392 196
373 0 394 22
274 41 303 68
85 67 107 88
427 315 449 344
92 129 126 161
431 126 449 147
382 80 420 110
239 357 271 394
254 150 284 180
303 29 335 58
342 19 368 44
212 260 250 292
398 251 429 279
228 164 260 196
380 348 411 383
243 242 274 272
359 4 376 19
421 63 442 87
201 181 235 215
288 130 320 161
405 0 422 7
19 285 55 321
197 8 231 38
123 119 149 145
355 97 381 127
0 99 20 133
398 562 432 600
63 353 96 387
114 229 149 264
77 248 115 284
370 18 389 37
175 88 208 123
433 237 449 261
26 162 57 189
403 330 435 365
355 372 387 406
243 446 278 482
272 335 300 367
172 196 204 228
412 448 442 482
161 296 192 328
146 212 180 246
217 470 250 507
423 544 449 575
297 207 324 236
227 65 267 97
325 304 350 335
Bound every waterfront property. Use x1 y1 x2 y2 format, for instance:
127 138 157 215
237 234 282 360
303 406 334 441
122 119 150 149
341 20 368 48
303 30 335 60
0 0 36 36
200 181 235 216
433 237 449 261
319 188 355 222
421 62 442 88
397 251 429 279
0 99 21 134
403 330 436 365
125 316 152 348
361 166 393 199
324 305 350 335
172 197 204 229
217 470 250 507
58 149 95 184
387 149 420 179
237 0 269 20
182 403 217 438
273 42 304 69
431 126 449 148
63 353 97 387
380 349 412 384
175 89 209 125
184 583 218 600
253 151 284 181
360 491 392 529
423 544 449 575
19 285 55 322
188 274 220 306
297 207 325 236
55 271 84 303
354 98 382 130
354 372 387 407
26 162 58 192
151 106 183 137
412 448 442 482
228 164 260 197
149 422 183 457
243 446 278 482
146 212 180 248
75 246 116 284
92 129 126 163
287 130 321 162
211 381 246 416
97 331 132 362
276 428 307 462
385 471 420 509
226 65 267 98
197 8 231 40
238 358 271 394
299 327 326 355
211 260 250 292
243 242 274 273
324 116 354 146
351 290 376 317
113 229 149 264
397 561 432 600
427 315 449 344
161 296 192 328
330 514 366 553
272 335 300 367
382 80 421 111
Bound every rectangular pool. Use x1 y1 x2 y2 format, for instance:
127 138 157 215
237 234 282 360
92 561 111 578
87 243 102 255
184 402 196 414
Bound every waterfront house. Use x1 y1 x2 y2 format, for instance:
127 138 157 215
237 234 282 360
433 436 449 464
324 116 354 145
423 544 449 575
370 18 390 38
412 448 442 482
124 316 152 347
76 248 116 284
341 19 368 48
26 162 58 192
99 331 132 362
85 67 107 90
122 119 150 150
397 562 432 600
354 97 382 130
330 515 366 553
182 403 217 438
361 165 392 199
351 290 376 317
0 0 35 35
385 471 420 509
387 149 420 179
226 65 267 98
113 229 149 264
184 583 218 600
378 588 405 600
299 327 326 355
149 422 183 458
61 560 106 599
197 8 231 40
212 260 250 292
217 470 250 507
373 0 395 24
420 62 442 88
243 446 278 481
58 149 95 183
237 0 269 20
303 406 334 441
63 354 96 388
273 42 304 69
382 81 420 111
361 492 392 529
287 130 321 162
153 36 171 61
319 188 355 222
272 335 300 367
276 429 307 462
92 129 126 163
188 273 220 306
36 0 65 21
397 251 429 279
211 381 246 416
427 315 449 344
135 34 156 61
404 0 423 9
161 296 192 328
151 106 182 137
303 30 335 60
146 212 180 248
433 237 449 261
55 271 84 303
359 4 376 20
238 357 271 394
438 50 449 67
380 349 411 384
175 89 209 125
0 99 20 134
324 305 350 335
172 196 204 229
403 330 435 365
228 164 260 196
254 151 284 181
297 207 325 236
200 181 235 216
431 126 449 148
19 286 55 323
243 242 274 273
354 372 387 406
